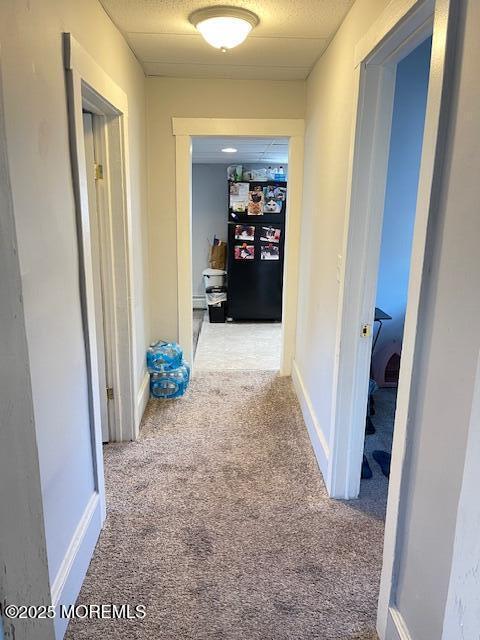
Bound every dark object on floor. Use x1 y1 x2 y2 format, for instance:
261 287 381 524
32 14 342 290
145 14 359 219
362 455 373 479
373 450 391 478
365 415 376 435
208 301 227 323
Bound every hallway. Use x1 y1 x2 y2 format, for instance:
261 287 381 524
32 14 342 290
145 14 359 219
66 371 384 640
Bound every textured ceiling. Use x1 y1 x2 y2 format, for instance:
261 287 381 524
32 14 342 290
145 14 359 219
192 137 289 163
100 0 354 79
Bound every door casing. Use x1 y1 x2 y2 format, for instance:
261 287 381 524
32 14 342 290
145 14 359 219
320 0 459 637
173 118 305 373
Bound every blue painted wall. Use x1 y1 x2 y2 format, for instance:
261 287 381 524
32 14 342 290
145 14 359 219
373 37 432 381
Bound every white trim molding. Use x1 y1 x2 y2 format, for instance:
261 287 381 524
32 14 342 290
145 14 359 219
172 117 304 374
61 30 140 640
64 32 136 444
292 361 330 475
385 607 413 640
135 371 150 428
51 494 102 638
377 1 459 637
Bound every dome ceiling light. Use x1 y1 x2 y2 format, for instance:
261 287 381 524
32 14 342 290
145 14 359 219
189 6 260 52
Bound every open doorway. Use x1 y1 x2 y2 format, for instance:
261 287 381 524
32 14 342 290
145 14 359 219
191 137 288 371
82 111 116 442
172 117 304 375
361 38 432 495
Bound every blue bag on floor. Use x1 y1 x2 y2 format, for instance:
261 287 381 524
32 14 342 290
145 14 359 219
150 362 190 399
147 340 183 372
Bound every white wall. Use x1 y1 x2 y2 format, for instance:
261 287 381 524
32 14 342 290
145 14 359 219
390 0 480 636
441 350 480 639
373 38 431 379
0 0 149 634
192 164 229 299
293 0 387 474
146 77 305 344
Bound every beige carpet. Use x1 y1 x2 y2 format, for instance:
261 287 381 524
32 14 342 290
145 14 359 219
66 372 384 640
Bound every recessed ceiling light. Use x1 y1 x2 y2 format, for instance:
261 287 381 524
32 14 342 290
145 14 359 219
189 6 259 52
221 147 238 153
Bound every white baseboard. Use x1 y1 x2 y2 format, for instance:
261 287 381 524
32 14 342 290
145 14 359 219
291 360 330 480
193 295 206 310
51 493 102 639
135 371 150 430
385 607 413 640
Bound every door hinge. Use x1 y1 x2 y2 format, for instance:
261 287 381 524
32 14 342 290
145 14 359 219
94 163 103 180
106 387 114 400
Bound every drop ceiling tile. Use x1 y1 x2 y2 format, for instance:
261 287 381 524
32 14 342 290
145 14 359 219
127 32 327 68
143 61 310 80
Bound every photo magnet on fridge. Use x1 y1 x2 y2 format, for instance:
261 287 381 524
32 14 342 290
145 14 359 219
262 186 287 213
247 185 264 215
235 225 255 241
260 226 281 243
234 244 255 260
260 243 280 260
230 182 249 213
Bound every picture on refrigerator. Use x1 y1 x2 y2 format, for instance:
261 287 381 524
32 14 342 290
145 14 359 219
247 185 264 215
235 225 255 240
263 186 287 213
234 244 255 260
260 226 281 243
261 244 280 260
229 182 249 213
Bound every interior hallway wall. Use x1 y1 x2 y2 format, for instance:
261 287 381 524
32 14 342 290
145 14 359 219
293 0 388 478
0 0 149 629
373 38 432 380
192 164 229 300
146 77 305 345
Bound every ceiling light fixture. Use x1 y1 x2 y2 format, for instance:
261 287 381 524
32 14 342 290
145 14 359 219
189 6 259 52
221 147 238 153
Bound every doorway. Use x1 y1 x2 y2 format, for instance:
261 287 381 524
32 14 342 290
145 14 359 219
320 0 456 636
172 118 304 374
191 137 288 371
361 37 432 495
82 112 115 442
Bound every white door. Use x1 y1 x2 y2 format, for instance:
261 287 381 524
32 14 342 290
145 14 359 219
83 112 112 443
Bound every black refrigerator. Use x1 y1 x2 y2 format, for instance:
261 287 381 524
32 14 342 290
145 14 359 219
227 180 287 321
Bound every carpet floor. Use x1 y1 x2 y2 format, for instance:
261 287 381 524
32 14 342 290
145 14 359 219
65 372 384 640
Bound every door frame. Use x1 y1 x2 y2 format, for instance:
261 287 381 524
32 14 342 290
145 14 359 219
322 0 458 635
64 31 136 449
172 118 305 372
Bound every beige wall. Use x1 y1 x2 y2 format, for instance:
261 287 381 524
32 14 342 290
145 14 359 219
146 77 305 342
0 0 148 607
294 0 387 464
